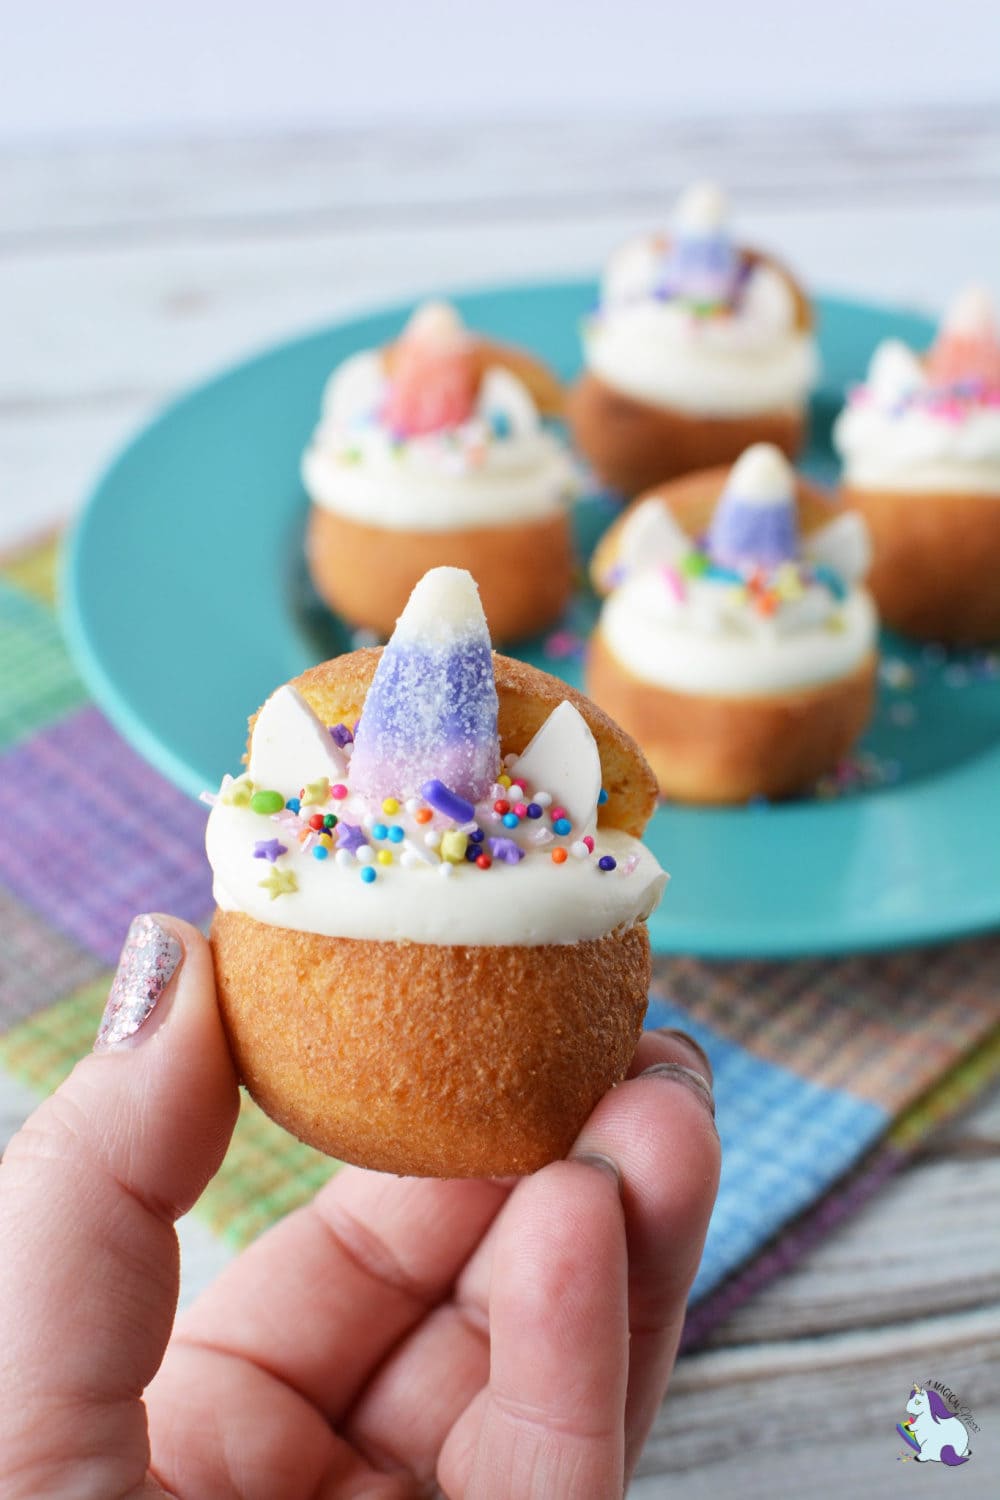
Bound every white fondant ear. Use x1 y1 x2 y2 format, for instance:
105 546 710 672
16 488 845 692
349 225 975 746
616 497 690 575
806 512 872 586
248 685 348 790
320 350 386 427
603 234 661 305
866 339 924 401
510 701 601 839
477 366 539 435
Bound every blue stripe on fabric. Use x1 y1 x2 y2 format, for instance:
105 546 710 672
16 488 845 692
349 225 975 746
644 996 888 1302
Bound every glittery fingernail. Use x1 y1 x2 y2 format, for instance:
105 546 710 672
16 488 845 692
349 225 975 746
95 915 183 1052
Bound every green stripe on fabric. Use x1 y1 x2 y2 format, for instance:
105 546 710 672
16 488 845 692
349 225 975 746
196 1094 340 1249
0 581 87 749
0 977 340 1249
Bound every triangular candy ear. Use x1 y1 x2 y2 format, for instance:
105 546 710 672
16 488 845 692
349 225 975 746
510 700 602 840
248 685 348 789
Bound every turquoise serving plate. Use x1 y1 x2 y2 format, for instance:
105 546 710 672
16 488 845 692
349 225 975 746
63 282 1000 957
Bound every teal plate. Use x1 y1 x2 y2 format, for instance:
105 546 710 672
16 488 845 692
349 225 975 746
63 282 1000 957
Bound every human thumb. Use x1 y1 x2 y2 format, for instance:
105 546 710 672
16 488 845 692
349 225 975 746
0 914 239 1500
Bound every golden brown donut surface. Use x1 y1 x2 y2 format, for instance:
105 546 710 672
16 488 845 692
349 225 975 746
212 913 650 1177
587 631 878 805
307 504 573 645
841 483 1000 644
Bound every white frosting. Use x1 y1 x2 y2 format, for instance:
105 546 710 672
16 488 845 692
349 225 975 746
833 336 1000 494
585 257 817 415
303 350 576 530
205 632 666 946
599 571 877 697
209 815 664 946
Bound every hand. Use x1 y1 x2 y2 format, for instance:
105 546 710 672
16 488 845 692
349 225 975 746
0 915 719 1499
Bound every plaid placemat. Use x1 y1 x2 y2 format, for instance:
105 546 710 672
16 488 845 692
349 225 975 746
1 532 999 1344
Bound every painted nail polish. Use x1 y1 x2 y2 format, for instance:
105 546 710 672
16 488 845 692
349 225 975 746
95 915 183 1052
639 1061 716 1118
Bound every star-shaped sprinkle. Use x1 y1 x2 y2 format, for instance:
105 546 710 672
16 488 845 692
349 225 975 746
253 838 288 863
222 776 255 807
258 866 298 900
488 837 525 864
302 777 330 806
336 822 369 855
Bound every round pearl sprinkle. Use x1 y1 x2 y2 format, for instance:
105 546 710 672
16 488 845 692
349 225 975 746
415 807 433 824
331 784 348 800
250 789 284 816
312 845 329 861
475 853 492 870
335 848 353 869
468 828 485 844
570 841 589 859
526 803 543 819
513 802 528 817
552 817 572 836
598 788 609 806
494 799 510 815
371 822 387 841
424 830 442 849
534 791 553 808
387 825 404 844
583 835 595 853
359 866 377 884
551 847 568 865
285 797 301 813
377 849 393 866
400 850 418 869
498 774 512 788
323 813 337 828
318 832 333 850
356 845 375 865
438 862 454 878
308 813 325 831
381 797 400 815
502 812 519 829
598 855 617 872
550 806 567 822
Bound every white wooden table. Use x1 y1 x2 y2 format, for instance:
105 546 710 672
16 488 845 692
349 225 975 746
2 109 999 1495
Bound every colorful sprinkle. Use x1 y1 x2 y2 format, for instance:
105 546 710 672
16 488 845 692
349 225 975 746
475 853 492 870
313 845 329 861
253 839 288 863
526 803 543 819
324 813 338 828
420 778 476 824
285 797 301 813
336 822 369 854
552 817 572 836
494 799 510 814
360 866 377 884
371 822 388 840
551 847 568 865
308 814 326 831
331 783 349 800
222 777 254 807
598 855 617 872
258 866 298 899
440 830 469 863
488 837 525 864
502 812 520 829
583 835 595 852
598 789 609 806
377 849 393 866
250 789 284 816
302 778 330 806
387 825 405 844
570 841 590 859
330 723 354 748
381 797 400 815
356 845 376 865
415 807 433 824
